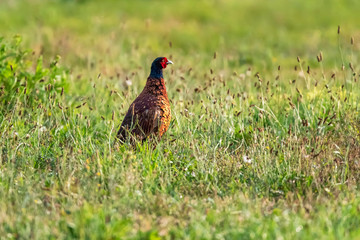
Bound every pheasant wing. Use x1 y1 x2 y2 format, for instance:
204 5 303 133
117 101 160 141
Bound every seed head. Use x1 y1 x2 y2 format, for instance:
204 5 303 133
349 62 354 72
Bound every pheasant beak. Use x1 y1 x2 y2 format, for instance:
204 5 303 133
166 60 173 65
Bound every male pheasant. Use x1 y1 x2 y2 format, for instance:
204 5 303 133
117 57 173 143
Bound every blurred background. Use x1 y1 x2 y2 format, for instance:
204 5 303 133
1 1 360 238
1 0 359 73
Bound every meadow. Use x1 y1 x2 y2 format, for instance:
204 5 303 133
0 0 360 239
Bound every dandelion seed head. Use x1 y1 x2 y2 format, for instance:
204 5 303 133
239 73 246 80
243 155 253 164
298 70 305 79
125 80 132 86
226 95 233 101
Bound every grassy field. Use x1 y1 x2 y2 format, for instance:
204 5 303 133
0 0 360 239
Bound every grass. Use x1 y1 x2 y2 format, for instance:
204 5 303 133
0 0 360 239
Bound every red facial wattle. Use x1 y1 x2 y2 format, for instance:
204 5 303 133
161 57 168 69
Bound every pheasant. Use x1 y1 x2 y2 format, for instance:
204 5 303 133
117 57 173 143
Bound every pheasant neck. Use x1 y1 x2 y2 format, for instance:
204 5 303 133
145 76 168 96
149 66 164 79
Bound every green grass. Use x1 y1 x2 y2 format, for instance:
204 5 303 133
0 0 360 239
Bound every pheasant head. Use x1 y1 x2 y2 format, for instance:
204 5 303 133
149 57 173 79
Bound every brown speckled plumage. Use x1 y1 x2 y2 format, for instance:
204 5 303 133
117 57 172 143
